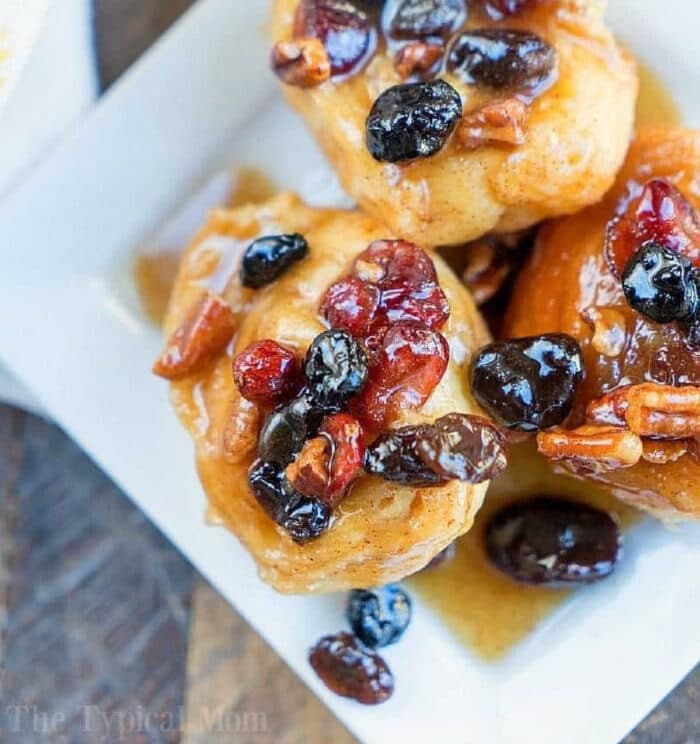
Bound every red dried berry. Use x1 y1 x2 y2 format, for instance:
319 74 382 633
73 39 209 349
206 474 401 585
354 239 438 285
605 178 700 277
294 0 375 77
320 276 382 337
378 278 450 330
353 321 450 429
309 632 394 705
233 340 300 406
320 412 366 507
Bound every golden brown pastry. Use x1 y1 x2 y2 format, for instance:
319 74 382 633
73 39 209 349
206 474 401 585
155 192 506 592
270 0 638 246
504 127 700 519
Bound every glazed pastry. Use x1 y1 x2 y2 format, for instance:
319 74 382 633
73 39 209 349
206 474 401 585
154 192 506 592
269 0 638 246
503 127 700 519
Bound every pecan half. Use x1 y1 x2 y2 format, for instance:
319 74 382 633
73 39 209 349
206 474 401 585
153 293 236 380
222 394 262 465
394 42 444 79
625 384 700 439
586 386 630 427
455 98 528 151
461 238 512 305
537 425 643 473
285 437 331 501
271 38 331 88
641 439 688 465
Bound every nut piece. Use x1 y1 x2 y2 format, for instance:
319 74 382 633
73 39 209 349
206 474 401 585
688 437 700 464
153 293 236 380
285 437 331 501
223 394 262 465
537 425 643 473
625 384 700 439
455 97 528 151
641 439 688 465
461 238 512 305
394 41 444 79
586 386 631 427
271 38 331 88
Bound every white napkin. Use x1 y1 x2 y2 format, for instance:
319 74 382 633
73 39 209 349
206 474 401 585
0 0 96 412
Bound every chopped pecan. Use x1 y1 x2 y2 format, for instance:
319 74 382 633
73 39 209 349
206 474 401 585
153 293 236 380
461 238 512 305
641 439 688 465
222 394 262 465
321 413 366 506
586 386 631 427
271 38 331 88
394 42 444 79
455 98 528 151
625 384 700 439
688 437 700 464
537 425 643 473
285 437 331 501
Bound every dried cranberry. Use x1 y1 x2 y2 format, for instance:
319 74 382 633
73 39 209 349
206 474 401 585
232 340 300 406
295 0 375 77
248 459 331 543
321 276 381 337
309 632 394 705
240 233 309 289
383 0 467 40
471 334 583 431
320 413 366 506
355 239 439 285
485 497 622 585
482 0 540 19
447 29 555 91
353 322 450 429
379 279 450 329
364 424 443 484
366 80 462 163
416 413 507 483
605 179 700 278
347 585 412 648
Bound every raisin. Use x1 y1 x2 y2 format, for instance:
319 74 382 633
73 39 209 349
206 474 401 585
365 424 443 484
471 334 583 431
417 413 507 483
320 277 381 337
482 0 540 18
320 413 367 506
605 178 700 278
366 80 462 163
240 234 309 289
447 29 555 91
347 585 412 648
232 340 300 406
383 0 467 40
248 459 331 543
309 632 394 705
622 242 699 324
258 393 320 465
304 330 369 409
295 0 375 77
485 497 622 585
353 322 450 429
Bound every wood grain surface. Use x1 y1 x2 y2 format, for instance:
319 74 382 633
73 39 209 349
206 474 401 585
0 1 697 742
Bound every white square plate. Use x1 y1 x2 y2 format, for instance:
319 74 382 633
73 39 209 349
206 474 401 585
1 1 699 741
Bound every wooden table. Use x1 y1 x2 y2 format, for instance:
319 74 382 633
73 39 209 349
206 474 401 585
0 2 698 741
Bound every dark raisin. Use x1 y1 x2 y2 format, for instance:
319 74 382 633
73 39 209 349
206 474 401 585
295 0 375 76
248 459 330 543
622 242 699 324
416 413 507 483
347 585 412 648
309 632 394 705
258 393 320 465
232 340 300 406
447 29 555 90
364 424 443 484
240 233 309 289
366 80 462 163
485 497 622 585
482 0 540 18
471 334 583 431
383 0 467 40
305 330 369 409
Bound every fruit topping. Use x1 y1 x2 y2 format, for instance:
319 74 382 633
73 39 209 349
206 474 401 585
320 276 382 337
605 178 700 278
481 0 541 19
621 242 699 324
294 0 375 77
271 38 331 88
153 293 236 380
347 585 412 648
366 80 462 163
485 497 622 586
365 423 444 484
309 632 394 705
383 0 467 40
304 330 369 410
447 29 555 92
355 239 439 285
258 393 321 465
471 334 583 431
233 340 301 406
240 233 309 289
